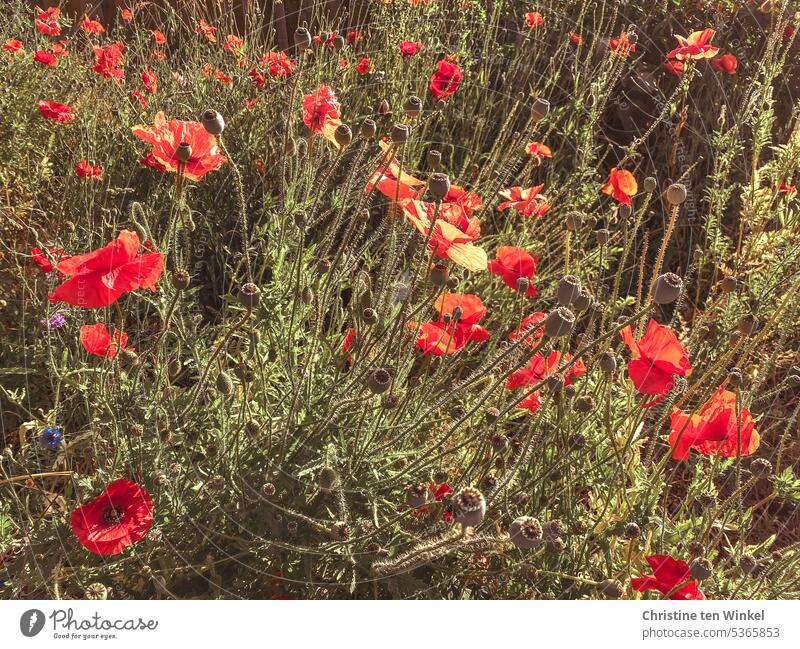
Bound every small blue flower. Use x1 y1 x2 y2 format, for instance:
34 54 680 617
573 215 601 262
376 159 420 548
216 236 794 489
40 426 63 450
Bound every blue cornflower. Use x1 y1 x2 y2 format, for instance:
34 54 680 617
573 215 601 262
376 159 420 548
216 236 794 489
40 426 63 450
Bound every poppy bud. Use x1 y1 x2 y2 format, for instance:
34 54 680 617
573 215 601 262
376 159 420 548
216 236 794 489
573 395 594 413
490 433 509 453
751 458 772 476
293 210 307 227
720 275 737 293
360 118 376 138
599 351 617 374
544 306 575 338
171 268 190 290
727 368 743 387
234 362 254 383
739 554 758 576
737 313 759 336
545 374 564 395
216 371 234 396
574 289 593 311
332 35 345 50
509 516 543 549
238 282 261 309
429 172 450 199
284 137 297 156
334 123 352 147
430 262 449 287
294 26 312 49
622 522 641 539
404 95 423 118
451 487 486 527
317 466 338 493
201 109 225 135
565 211 582 232
451 306 463 322
618 203 632 219
447 275 459 289
788 373 800 387
176 142 192 163
594 228 610 245
666 183 687 205
652 272 683 304
556 274 582 306
382 393 401 409
391 123 410 144
362 307 378 324
368 368 392 394
564 383 576 398
644 176 657 193
516 277 530 294
597 579 623 599
406 483 428 508
689 557 713 581
427 149 442 170
301 286 314 304
377 98 391 115
531 97 550 122
484 407 500 423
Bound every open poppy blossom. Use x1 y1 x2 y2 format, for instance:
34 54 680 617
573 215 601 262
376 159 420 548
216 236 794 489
399 40 423 56
355 57 373 75
430 57 462 100
569 32 583 45
4 38 24 55
31 247 68 274
609 32 636 57
223 34 244 56
488 246 538 296
526 141 552 158
602 168 638 205
132 111 227 181
508 311 546 347
196 19 217 42
507 351 586 414
524 12 544 28
131 90 148 109
712 53 737 74
70 479 153 555
631 555 705 600
92 43 125 82
33 50 57 67
75 160 103 181
443 184 482 217
302 85 342 143
778 181 797 198
51 41 69 57
120 8 134 22
80 18 105 35
663 60 685 76
668 387 760 460
49 230 164 309
35 7 61 37
620 319 692 406
151 30 166 46
366 140 425 201
141 69 157 93
261 51 296 77
80 323 133 358
667 29 718 61
38 100 73 122
497 185 551 217
413 293 490 356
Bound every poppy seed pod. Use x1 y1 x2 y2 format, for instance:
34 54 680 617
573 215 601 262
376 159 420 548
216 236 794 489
429 172 451 200
574 289 593 311
666 183 687 205
404 95 423 118
491 433 509 453
484 406 500 423
531 97 550 122
574 395 595 413
594 228 610 245
720 275 737 294
430 262 449 287
427 149 442 170
293 210 307 228
382 392 401 409
564 211 582 232
618 203 632 219
377 98 391 115
739 554 758 576
516 277 530 294
360 118 376 138
544 306 575 338
597 579 623 599
284 136 297 156
201 109 225 135
690 557 713 581
362 307 378 324
599 351 617 374
317 466 338 493
738 313 759 336
451 487 486 527
170 268 190 290
556 274 582 306
644 176 657 193
727 368 743 387
317 258 332 275
652 272 683 304
751 458 773 476
332 35 345 50
238 282 261 310
368 368 392 394
294 26 312 49
451 305 463 322
391 123 411 144
509 516 543 550
622 522 641 539
334 123 352 147
176 142 192 163
406 483 428 509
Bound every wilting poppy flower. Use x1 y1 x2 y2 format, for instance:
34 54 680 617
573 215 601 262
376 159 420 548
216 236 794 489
525 12 544 28
120 8 134 22
132 111 227 181
488 246 538 296
80 18 105 35
141 69 157 93
399 40 423 56
526 141 552 158
355 57 373 75
35 7 61 37
92 43 125 82
196 19 217 42
413 293 490 356
497 185 551 217
70 479 153 555
75 160 103 181
4 39 24 55
631 555 705 600
507 351 586 414
602 168 637 205
302 85 342 136
668 387 760 460
33 50 57 67
261 51 296 78
508 311 546 347
609 32 636 58
712 53 737 74
430 58 462 100
38 100 73 122
663 60 685 76
569 32 583 45
80 323 132 358
31 247 68 274
667 29 718 61
49 230 164 309
620 319 692 406
151 30 166 45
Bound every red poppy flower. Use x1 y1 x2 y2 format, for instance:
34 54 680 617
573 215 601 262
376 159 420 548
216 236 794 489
261 51 296 78
620 319 692 406
602 168 638 205
569 33 583 45
92 43 125 82
38 100 73 122
244 98 258 109
138 152 164 171
430 58 462 100
342 328 358 356
399 40 423 56
132 111 227 182
80 323 132 358
497 185 550 217
778 181 797 198
525 12 544 28
120 8 134 22
151 30 166 45
151 50 165 61
355 57 373 75
130 91 147 109
667 29 718 61
783 25 796 43
302 85 342 136
223 34 243 55
668 387 760 460
609 32 636 58
4 38 24 55
196 19 217 42
80 18 105 35
508 311 546 347
366 142 425 201
348 30 363 44
507 351 586 391
413 293 490 356
35 7 61 37
487 246 538 296
33 50 57 67
70 479 153 555
49 230 164 309
75 160 103 181
631 555 705 600
443 185 483 217
663 60 685 76
526 141 552 158
711 53 737 74
50 42 69 57
31 247 68 274
141 69 157 94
